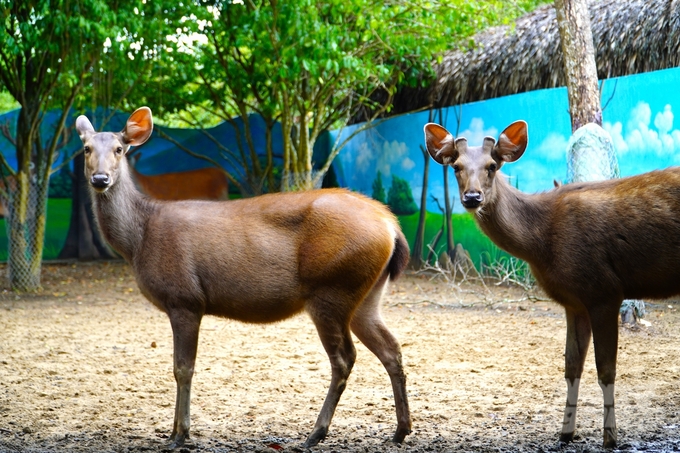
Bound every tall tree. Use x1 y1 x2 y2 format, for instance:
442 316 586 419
0 0 177 289
163 0 537 195
554 0 601 132
409 145 430 269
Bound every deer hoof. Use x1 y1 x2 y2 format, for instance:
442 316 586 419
303 427 327 448
559 431 574 443
168 432 187 449
392 426 412 443
602 427 617 449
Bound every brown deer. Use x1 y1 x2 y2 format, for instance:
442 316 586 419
75 107 412 449
424 120 680 449
127 152 229 201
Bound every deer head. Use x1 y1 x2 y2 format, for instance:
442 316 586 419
75 107 153 193
423 121 528 211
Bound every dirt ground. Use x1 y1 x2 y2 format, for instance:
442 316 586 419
1 262 680 453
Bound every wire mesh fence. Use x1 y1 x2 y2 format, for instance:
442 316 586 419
566 123 620 183
2 177 45 291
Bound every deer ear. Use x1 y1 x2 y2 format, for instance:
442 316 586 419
122 107 153 146
75 115 95 142
424 123 458 165
494 120 528 162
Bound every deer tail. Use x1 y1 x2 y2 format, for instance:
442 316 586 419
388 229 410 281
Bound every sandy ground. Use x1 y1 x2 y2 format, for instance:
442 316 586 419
1 262 680 453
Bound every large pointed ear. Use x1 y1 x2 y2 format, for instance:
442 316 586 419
493 120 528 163
424 123 458 165
75 115 96 142
122 107 153 146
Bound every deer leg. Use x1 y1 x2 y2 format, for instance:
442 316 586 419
590 306 620 449
167 309 202 449
350 274 411 443
304 301 357 448
560 309 592 443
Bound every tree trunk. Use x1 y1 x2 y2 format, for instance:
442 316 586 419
443 165 456 262
409 145 430 269
554 0 602 132
58 152 117 260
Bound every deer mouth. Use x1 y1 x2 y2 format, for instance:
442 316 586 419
462 200 482 210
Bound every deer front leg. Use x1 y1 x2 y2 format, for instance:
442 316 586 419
590 306 620 449
167 309 202 449
560 309 591 443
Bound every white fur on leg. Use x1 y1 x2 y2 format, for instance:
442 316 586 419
599 381 616 430
561 378 580 437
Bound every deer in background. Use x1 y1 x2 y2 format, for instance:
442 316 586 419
424 120 680 449
75 107 411 449
127 152 229 201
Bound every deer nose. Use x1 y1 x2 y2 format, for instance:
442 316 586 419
90 173 111 189
462 192 483 209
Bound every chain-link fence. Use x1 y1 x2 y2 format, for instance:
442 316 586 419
282 169 325 191
3 176 46 291
566 123 620 183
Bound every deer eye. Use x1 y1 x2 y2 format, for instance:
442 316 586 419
488 163 498 174
115 147 124 155
452 164 461 173
83 146 90 154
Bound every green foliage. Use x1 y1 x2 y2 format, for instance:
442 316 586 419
48 168 72 198
387 175 418 216
371 171 387 204
0 91 18 114
161 0 545 193
0 0 182 289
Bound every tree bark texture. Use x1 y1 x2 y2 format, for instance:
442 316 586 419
554 0 602 132
410 145 430 269
58 152 117 261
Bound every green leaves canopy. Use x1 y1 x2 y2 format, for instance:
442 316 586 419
162 0 546 192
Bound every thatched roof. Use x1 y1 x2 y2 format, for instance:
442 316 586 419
385 0 680 116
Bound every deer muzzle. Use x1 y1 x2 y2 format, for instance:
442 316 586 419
462 192 483 209
90 173 111 191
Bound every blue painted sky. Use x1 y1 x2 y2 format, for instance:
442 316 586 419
335 67 680 213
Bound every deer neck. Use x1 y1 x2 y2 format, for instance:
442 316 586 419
474 174 550 264
89 162 152 262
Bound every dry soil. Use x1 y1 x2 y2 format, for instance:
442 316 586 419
1 262 680 453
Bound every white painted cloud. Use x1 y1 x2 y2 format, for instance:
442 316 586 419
353 141 372 170
377 140 411 177
605 102 680 158
457 118 498 145
535 132 568 160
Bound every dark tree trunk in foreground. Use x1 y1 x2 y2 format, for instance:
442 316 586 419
410 145 430 269
58 152 117 260
554 0 602 132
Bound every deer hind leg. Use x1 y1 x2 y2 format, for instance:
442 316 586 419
304 294 357 448
560 308 592 443
350 272 411 443
590 305 621 449
167 309 202 449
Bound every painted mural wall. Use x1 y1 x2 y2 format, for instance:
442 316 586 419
0 67 679 262
332 66 680 266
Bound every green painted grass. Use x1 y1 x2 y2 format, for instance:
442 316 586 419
0 198 72 261
397 210 511 267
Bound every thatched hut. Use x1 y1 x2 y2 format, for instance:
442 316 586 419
378 0 680 118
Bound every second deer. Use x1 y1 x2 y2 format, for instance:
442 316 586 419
424 120 680 449
76 107 412 449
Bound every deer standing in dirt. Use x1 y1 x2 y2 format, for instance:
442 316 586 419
75 107 412 449
424 120 680 449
